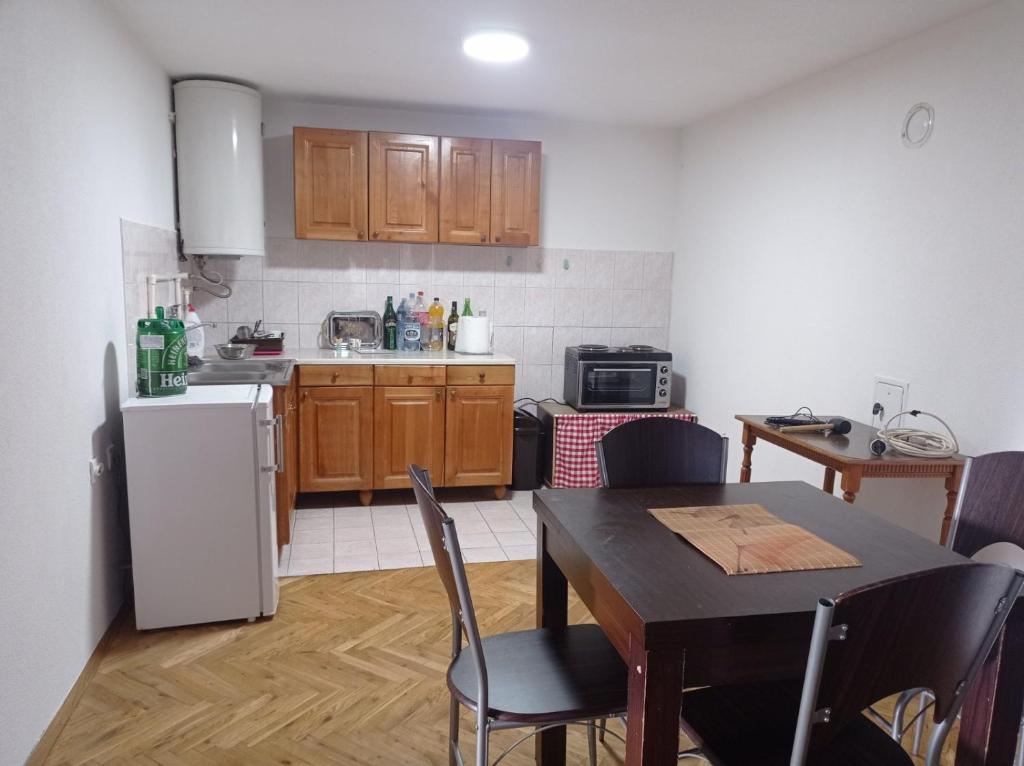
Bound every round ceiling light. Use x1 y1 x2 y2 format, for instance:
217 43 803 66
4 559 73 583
462 32 529 63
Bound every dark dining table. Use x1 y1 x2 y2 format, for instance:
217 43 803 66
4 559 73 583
533 481 1022 765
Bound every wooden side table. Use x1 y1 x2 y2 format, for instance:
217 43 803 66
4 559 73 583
735 415 967 544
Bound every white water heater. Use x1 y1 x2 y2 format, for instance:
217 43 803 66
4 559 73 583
173 80 265 256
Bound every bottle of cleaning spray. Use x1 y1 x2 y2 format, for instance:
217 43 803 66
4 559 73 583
184 303 204 357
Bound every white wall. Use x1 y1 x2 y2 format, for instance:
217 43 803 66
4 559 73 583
262 98 680 252
670 0 1024 539
0 1 174 762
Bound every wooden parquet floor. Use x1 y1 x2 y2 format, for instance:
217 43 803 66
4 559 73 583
38 561 959 765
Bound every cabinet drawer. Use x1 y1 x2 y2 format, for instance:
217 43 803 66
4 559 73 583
298 365 374 386
446 365 515 386
374 365 446 386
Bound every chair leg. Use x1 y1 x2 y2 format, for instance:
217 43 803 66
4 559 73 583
1015 715 1024 766
476 717 488 766
598 717 607 743
449 693 460 766
911 692 929 755
588 721 597 766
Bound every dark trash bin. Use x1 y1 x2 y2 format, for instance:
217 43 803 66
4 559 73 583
512 407 544 490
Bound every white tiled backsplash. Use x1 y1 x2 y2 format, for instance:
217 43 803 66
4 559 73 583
123 227 673 401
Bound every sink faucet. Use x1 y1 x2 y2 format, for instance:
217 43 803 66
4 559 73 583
185 321 218 331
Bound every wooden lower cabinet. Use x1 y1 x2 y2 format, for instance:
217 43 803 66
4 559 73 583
299 386 373 493
444 385 514 488
373 386 445 489
273 377 299 548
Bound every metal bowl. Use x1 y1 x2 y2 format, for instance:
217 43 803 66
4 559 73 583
214 343 254 360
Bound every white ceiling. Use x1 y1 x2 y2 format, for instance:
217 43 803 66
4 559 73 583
106 0 993 126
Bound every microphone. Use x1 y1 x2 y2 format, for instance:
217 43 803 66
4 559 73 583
779 418 852 436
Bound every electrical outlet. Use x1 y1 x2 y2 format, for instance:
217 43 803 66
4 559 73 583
872 376 909 429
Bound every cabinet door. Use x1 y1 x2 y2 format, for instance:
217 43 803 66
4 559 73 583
368 132 439 243
273 379 299 547
439 137 491 244
299 386 373 491
373 386 446 489
490 139 541 246
293 127 368 241
444 385 514 487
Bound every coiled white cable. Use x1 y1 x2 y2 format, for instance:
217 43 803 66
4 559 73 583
875 410 959 458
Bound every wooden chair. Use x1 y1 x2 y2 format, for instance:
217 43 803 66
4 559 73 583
595 417 728 488
677 563 1024 766
408 465 628 766
891 451 1024 759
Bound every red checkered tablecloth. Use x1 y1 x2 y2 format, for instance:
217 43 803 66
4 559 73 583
550 410 698 488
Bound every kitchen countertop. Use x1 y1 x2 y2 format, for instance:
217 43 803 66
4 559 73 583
205 348 517 366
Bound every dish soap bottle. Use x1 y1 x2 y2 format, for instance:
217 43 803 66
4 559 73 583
184 303 204 357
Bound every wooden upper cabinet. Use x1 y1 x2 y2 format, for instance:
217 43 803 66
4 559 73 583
298 386 373 492
444 385 514 487
490 139 541 246
293 128 368 241
439 137 491 245
373 386 446 489
368 132 438 243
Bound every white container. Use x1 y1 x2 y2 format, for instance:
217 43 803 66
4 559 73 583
455 315 493 354
184 304 204 356
173 80 265 256
121 384 279 629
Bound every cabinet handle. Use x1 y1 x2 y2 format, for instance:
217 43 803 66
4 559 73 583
331 372 339 382
479 234 486 242
302 389 309 400
371 231 379 239
449 389 456 400
494 235 501 243
435 388 443 401
260 415 284 474
478 373 485 383
357 230 365 240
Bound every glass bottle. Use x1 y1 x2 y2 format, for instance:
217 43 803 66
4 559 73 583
462 297 473 317
382 296 397 350
447 301 459 351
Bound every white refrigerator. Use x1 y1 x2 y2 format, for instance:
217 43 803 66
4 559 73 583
121 384 280 629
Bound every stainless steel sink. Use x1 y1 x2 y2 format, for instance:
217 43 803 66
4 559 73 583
188 358 294 386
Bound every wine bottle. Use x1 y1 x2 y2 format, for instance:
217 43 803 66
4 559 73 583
382 296 397 350
447 301 459 351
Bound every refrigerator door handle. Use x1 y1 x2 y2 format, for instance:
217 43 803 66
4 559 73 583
259 415 284 473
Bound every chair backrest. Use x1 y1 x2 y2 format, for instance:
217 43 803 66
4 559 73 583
949 451 1024 559
596 417 728 488
408 465 489 700
790 563 1024 765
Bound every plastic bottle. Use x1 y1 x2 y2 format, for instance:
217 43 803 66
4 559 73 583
428 297 445 351
402 293 422 351
184 303 204 357
382 296 398 350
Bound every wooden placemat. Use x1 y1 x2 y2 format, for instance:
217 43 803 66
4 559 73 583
648 503 861 575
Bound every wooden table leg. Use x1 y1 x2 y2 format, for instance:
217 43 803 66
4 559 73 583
940 464 965 546
840 467 862 504
625 638 684 765
956 602 1024 765
739 424 755 483
822 467 836 494
537 521 569 765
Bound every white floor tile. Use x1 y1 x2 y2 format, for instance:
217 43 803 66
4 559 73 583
443 502 482 516
335 526 375 542
287 557 333 576
377 552 423 570
476 500 516 512
291 527 333 545
463 547 508 563
295 507 333 519
376 537 420 555
494 531 535 548
373 521 414 539
416 535 434 552
334 508 373 528
421 551 435 566
484 514 530 533
450 518 491 534
335 540 376 557
370 505 409 517
290 542 333 560
334 555 379 573
503 545 536 560
294 515 333 531
508 491 536 509
457 531 500 549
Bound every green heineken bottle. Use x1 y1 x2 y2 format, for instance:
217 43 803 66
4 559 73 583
136 306 188 397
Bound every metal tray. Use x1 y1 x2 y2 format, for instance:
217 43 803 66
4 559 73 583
321 311 382 350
